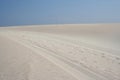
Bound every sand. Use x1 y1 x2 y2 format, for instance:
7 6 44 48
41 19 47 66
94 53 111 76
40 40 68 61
0 24 120 80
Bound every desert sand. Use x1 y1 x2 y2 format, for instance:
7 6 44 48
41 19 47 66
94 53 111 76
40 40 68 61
0 24 120 80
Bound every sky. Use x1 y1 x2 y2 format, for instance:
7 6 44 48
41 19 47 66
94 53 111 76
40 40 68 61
0 0 120 26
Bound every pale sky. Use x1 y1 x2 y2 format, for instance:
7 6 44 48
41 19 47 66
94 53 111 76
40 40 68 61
0 0 120 26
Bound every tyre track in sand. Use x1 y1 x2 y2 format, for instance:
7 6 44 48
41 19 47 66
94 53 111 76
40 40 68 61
1 30 120 80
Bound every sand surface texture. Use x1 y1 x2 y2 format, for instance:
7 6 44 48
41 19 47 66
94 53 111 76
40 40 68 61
0 24 120 80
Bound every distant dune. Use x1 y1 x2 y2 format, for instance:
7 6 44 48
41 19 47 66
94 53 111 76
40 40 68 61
0 24 120 80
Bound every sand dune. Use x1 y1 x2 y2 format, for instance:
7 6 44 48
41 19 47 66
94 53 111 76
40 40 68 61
0 24 120 80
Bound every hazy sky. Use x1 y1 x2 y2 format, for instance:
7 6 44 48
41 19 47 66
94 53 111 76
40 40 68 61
0 0 120 26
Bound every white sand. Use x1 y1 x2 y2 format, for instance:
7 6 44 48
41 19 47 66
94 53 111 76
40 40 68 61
0 24 120 80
